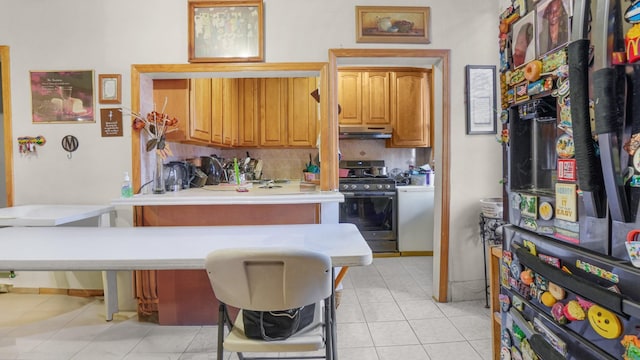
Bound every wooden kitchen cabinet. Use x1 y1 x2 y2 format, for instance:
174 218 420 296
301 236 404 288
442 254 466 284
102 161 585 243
259 78 288 147
388 70 431 148
209 78 237 147
154 79 209 146
237 78 259 147
337 70 390 126
287 77 318 147
337 71 362 125
259 77 318 148
337 68 432 148
189 78 213 143
362 71 390 125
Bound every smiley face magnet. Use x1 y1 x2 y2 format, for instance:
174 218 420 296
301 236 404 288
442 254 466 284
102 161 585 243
588 304 623 339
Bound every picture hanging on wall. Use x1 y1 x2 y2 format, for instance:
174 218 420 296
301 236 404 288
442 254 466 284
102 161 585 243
465 65 497 135
536 0 571 57
511 11 536 68
355 6 430 44
188 0 264 63
30 70 94 123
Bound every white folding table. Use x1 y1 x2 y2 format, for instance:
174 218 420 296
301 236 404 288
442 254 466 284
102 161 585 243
0 204 117 319
0 223 371 360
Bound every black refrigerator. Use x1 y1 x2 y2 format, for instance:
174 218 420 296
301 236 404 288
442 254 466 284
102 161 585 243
499 0 640 358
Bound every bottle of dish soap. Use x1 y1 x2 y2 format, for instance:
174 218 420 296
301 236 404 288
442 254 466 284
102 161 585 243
121 171 133 198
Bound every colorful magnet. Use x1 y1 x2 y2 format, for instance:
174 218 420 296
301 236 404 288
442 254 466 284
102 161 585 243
621 335 640 360
501 346 512 360
520 194 538 218
557 159 577 182
523 239 537 255
538 253 561 268
555 183 578 222
500 294 512 312
588 304 623 339
556 133 575 159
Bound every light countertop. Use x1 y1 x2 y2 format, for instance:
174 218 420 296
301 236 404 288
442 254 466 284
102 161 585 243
0 204 115 226
0 223 372 269
111 181 344 206
396 185 435 192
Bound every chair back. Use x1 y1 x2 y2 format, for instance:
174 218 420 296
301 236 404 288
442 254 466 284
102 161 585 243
205 247 332 311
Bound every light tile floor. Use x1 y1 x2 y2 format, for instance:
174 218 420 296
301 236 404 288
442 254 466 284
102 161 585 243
0 257 492 360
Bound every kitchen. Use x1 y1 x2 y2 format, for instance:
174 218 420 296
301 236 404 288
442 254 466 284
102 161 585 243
140 64 435 255
1 0 502 312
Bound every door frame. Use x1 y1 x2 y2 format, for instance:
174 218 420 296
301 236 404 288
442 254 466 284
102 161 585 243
328 49 450 302
1 46 13 207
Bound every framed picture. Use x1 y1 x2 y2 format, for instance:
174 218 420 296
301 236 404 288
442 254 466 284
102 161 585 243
30 70 94 123
536 0 571 57
355 6 430 44
465 65 497 135
188 0 264 63
511 11 536 68
98 74 121 104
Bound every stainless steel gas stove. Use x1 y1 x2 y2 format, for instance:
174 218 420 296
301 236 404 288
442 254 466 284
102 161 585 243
338 160 397 253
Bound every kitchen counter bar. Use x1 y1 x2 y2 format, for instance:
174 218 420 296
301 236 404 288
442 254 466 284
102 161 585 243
0 224 372 320
112 183 343 206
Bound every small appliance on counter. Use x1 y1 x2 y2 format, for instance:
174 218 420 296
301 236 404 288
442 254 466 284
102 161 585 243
200 155 227 185
164 161 191 191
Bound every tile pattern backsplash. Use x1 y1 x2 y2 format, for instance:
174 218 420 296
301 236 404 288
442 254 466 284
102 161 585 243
150 139 431 182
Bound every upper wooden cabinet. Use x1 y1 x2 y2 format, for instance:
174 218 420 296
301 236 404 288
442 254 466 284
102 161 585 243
338 68 431 148
237 78 259 147
388 71 431 148
288 77 318 147
260 77 318 148
155 76 318 149
337 72 362 125
154 79 207 146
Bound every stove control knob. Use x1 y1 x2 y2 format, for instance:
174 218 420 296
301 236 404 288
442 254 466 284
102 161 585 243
376 184 383 190
341 184 349 190
350 184 357 190
384 184 392 190
363 184 370 190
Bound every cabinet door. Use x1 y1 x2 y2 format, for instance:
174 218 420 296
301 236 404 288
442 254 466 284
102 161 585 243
222 78 238 146
337 71 362 125
154 79 196 144
190 79 214 143
210 78 224 145
238 78 259 147
389 71 430 147
287 77 318 147
259 78 287 147
362 71 390 125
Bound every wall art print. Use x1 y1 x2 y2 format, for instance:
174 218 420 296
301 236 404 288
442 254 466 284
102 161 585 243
30 70 94 123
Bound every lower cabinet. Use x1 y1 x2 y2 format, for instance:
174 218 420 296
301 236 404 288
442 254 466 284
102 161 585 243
134 204 320 325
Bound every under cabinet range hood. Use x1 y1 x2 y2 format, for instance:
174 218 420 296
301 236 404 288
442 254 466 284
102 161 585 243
338 125 392 139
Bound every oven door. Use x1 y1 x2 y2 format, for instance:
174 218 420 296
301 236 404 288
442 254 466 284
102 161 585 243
339 191 397 252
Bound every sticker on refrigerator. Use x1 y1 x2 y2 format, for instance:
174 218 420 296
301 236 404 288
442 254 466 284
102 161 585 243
520 194 538 218
555 183 577 222
557 159 577 181
556 133 575 159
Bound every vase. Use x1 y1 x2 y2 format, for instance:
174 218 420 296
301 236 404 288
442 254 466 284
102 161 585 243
152 152 166 194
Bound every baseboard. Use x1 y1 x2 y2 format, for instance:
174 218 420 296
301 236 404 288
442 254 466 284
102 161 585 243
400 251 433 256
9 287 104 297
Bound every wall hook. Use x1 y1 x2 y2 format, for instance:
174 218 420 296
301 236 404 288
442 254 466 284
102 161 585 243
61 135 79 159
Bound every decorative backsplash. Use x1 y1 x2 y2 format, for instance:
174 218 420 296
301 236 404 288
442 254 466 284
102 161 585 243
148 139 431 183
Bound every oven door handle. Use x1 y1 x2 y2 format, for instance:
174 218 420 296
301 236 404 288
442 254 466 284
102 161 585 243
342 192 396 197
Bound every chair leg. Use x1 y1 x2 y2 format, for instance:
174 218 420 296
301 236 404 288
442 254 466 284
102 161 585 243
217 303 225 360
324 297 333 360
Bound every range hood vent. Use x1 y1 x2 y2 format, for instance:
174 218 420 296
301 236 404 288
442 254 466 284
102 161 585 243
339 125 392 139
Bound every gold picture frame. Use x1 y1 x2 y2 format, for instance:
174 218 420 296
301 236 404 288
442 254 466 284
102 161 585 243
98 74 121 104
355 6 430 44
188 0 264 63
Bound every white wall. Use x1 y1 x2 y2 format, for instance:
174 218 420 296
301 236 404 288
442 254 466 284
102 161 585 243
1 0 502 301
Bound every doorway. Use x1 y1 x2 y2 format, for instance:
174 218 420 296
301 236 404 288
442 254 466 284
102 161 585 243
329 49 450 302
0 46 12 208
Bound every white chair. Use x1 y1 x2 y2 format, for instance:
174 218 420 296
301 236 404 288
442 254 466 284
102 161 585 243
205 247 335 360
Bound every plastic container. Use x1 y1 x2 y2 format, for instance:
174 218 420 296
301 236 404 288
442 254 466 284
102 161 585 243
338 168 350 178
480 198 503 218
121 172 133 198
